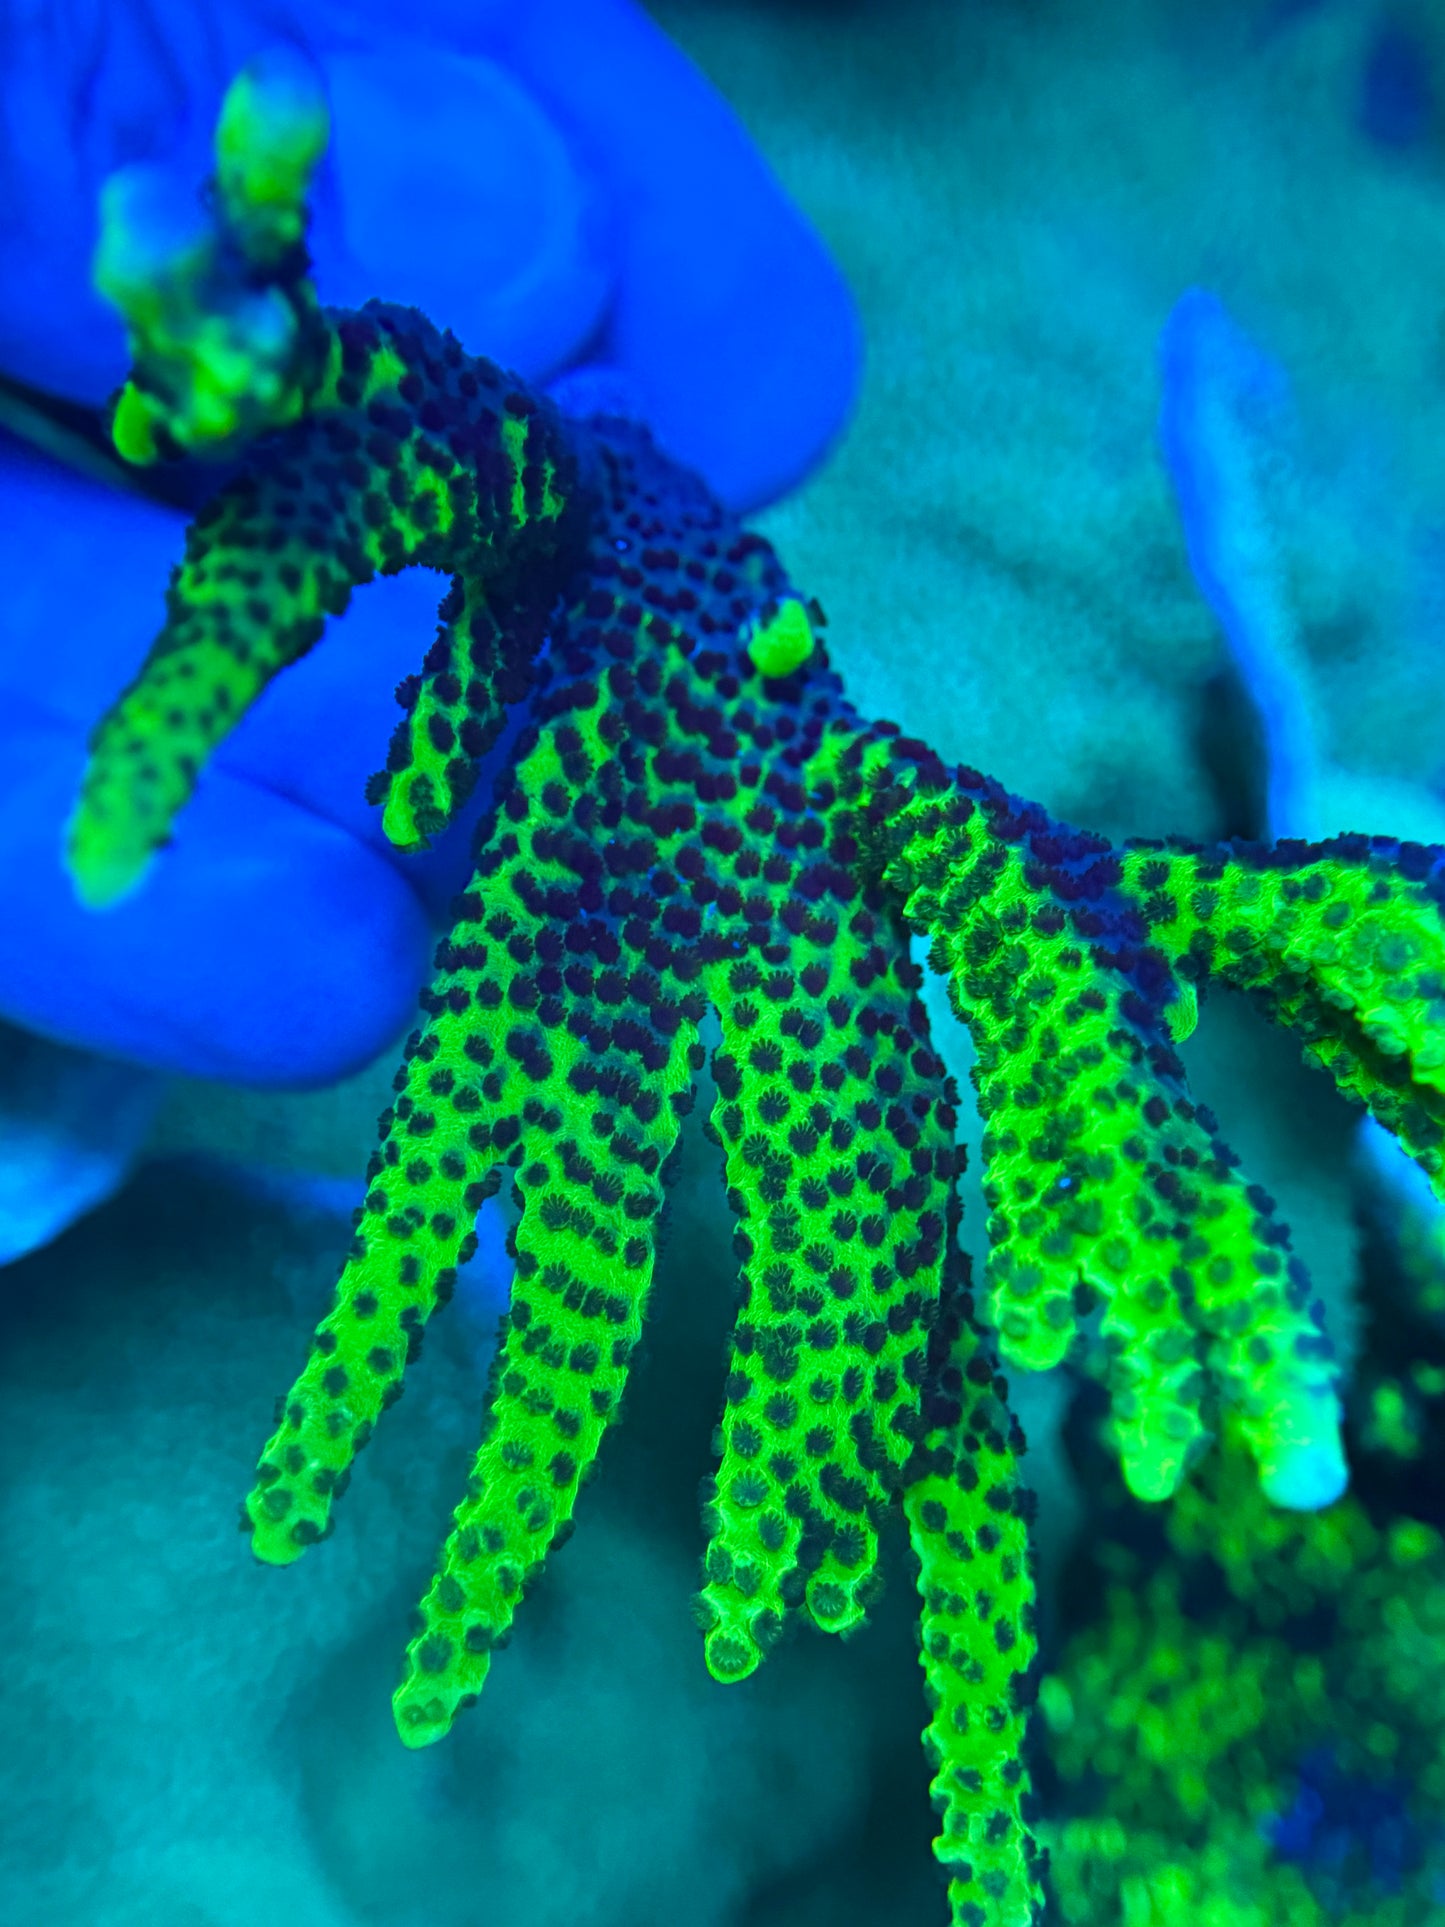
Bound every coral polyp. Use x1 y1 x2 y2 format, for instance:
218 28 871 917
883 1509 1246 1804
64 54 1445 1927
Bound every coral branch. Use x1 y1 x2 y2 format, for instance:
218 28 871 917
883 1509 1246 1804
67 302 580 905
905 1266 1041 1927
1121 836 1445 1183
813 724 1358 1511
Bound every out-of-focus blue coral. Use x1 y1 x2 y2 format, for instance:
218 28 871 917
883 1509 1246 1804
1158 283 1445 1335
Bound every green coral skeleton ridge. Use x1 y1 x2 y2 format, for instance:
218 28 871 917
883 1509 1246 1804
63 53 1445 1927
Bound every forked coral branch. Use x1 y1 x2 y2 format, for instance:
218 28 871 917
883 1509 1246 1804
62 52 1445 1927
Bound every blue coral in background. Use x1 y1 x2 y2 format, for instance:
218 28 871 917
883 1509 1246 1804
1159 282 1445 1349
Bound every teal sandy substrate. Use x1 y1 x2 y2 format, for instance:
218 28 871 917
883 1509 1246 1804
1 1143 941 1925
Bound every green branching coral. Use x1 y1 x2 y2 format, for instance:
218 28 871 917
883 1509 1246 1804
1042 1422 1445 1924
821 734 1445 1513
61 53 1445 1927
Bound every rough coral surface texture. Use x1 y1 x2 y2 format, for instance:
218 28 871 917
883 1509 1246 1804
815 736 1445 1516
65 57 1445 1927
1043 1419 1445 1923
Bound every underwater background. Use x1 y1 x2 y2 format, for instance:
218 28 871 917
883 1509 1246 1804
8 0 1445 1920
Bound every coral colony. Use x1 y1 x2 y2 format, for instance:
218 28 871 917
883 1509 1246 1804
66 52 1445 1927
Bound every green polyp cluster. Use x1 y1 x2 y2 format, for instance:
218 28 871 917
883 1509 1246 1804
1043 1424 1445 1925
903 1275 1042 1927
1119 838 1445 1183
65 58 1445 1927
813 728 1360 1510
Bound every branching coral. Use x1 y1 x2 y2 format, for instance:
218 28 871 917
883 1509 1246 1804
62 52 1445 1927
1042 1419 1445 1924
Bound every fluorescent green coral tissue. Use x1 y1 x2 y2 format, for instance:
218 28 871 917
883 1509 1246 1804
60 44 1445 1927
